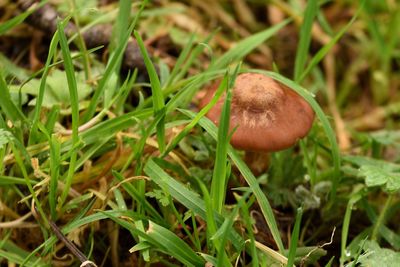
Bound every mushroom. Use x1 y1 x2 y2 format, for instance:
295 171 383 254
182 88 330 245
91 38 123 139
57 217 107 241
199 73 315 174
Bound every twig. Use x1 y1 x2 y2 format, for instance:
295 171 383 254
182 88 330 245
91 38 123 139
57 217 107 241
301 227 336 266
31 202 98 267
16 0 148 73
324 52 351 150
0 212 38 228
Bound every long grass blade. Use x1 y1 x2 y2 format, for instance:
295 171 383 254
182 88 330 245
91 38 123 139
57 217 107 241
298 4 362 83
340 193 362 266
29 31 59 145
144 158 246 250
56 19 80 208
165 33 195 87
98 210 205 266
84 2 145 121
212 20 289 70
134 30 166 152
146 221 205 266
179 110 285 252
0 2 45 35
211 65 240 213
286 207 303 267
162 74 228 157
49 134 61 220
294 0 318 82
0 72 26 123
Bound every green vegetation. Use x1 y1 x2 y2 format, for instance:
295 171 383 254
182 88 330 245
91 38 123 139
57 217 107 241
1 0 400 266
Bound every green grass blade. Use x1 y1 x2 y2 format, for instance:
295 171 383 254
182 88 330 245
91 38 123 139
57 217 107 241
134 30 166 152
23 210 137 263
29 31 59 145
162 74 228 157
363 0 385 52
317 10 334 36
0 175 32 185
361 198 400 249
0 72 26 123
20 46 103 87
294 0 318 81
230 149 286 252
211 65 240 213
196 171 231 266
212 20 289 70
11 142 47 224
298 4 362 83
325 257 335 267
0 241 45 267
110 0 132 53
340 193 362 266
144 158 246 250
44 105 60 137
0 2 45 35
74 138 109 171
253 70 341 201
143 67 224 110
146 221 205 266
165 33 195 87
49 134 61 220
240 195 259 266
133 221 150 261
382 8 400 70
180 109 285 253
97 210 205 266
130 112 164 176
59 108 152 151
112 170 163 222
286 207 303 267
173 30 217 83
0 53 29 81
56 19 80 208
84 20 136 121
163 69 224 113
211 77 231 213
214 193 248 267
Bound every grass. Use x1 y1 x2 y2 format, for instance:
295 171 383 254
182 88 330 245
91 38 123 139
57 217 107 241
1 0 400 266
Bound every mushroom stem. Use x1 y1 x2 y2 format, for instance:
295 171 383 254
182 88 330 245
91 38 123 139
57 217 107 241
244 151 270 176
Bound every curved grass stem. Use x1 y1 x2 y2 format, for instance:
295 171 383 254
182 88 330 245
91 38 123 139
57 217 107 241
371 193 394 241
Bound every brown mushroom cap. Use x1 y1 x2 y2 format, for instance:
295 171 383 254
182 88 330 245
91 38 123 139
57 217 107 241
199 73 315 152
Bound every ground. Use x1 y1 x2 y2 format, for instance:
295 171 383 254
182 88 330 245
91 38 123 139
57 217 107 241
0 0 400 266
